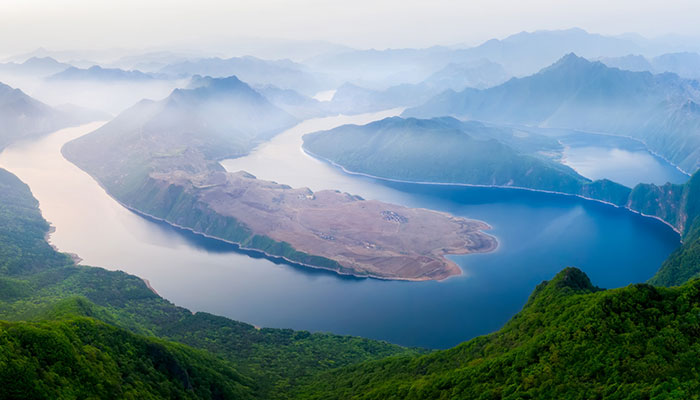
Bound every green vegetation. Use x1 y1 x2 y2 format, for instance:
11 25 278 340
0 317 255 400
303 116 632 205
0 168 417 399
297 268 700 399
646 171 700 287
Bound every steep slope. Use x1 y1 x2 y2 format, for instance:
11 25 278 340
642 171 700 286
297 267 700 399
303 116 632 205
0 316 255 400
0 81 97 150
405 54 700 173
0 168 417 398
63 75 298 192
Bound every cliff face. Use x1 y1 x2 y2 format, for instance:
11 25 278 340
643 172 700 286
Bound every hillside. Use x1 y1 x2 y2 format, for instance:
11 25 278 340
303 116 632 205
0 167 417 398
405 53 700 173
297 267 700 399
0 81 98 150
0 316 255 399
63 75 298 190
642 171 700 286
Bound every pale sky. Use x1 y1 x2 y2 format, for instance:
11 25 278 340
2 0 699 58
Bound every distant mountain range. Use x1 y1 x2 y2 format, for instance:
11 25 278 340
600 52 700 80
0 57 71 77
326 59 510 113
158 56 330 95
306 28 660 89
405 53 700 173
48 65 159 81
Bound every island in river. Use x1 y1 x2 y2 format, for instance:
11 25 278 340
62 75 497 281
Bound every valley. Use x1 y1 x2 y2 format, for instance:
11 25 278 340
3 9 700 397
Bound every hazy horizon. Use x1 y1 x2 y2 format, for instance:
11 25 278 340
2 0 700 60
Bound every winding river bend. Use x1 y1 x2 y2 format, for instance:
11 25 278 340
0 111 682 349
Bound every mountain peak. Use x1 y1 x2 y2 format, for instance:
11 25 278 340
539 53 597 74
550 267 597 291
524 267 599 308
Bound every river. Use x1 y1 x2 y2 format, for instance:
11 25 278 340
0 111 682 349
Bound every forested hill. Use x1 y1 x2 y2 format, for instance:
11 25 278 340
302 116 632 206
296 267 700 399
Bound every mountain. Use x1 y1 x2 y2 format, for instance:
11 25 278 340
159 56 330 95
0 56 70 77
303 116 632 205
652 52 700 79
307 28 647 89
602 52 700 80
598 54 654 72
458 28 643 76
0 81 101 150
637 171 700 286
63 75 298 187
325 60 510 113
47 65 158 81
421 59 510 90
254 84 334 119
297 267 700 398
405 53 700 173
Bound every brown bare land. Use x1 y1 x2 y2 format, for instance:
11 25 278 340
156 170 497 281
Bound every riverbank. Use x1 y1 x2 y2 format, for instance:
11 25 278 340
302 147 683 238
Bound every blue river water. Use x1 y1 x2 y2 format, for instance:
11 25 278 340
0 112 684 349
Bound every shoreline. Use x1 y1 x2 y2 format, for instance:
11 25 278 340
142 278 159 296
44 225 84 264
60 146 490 282
301 147 684 238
